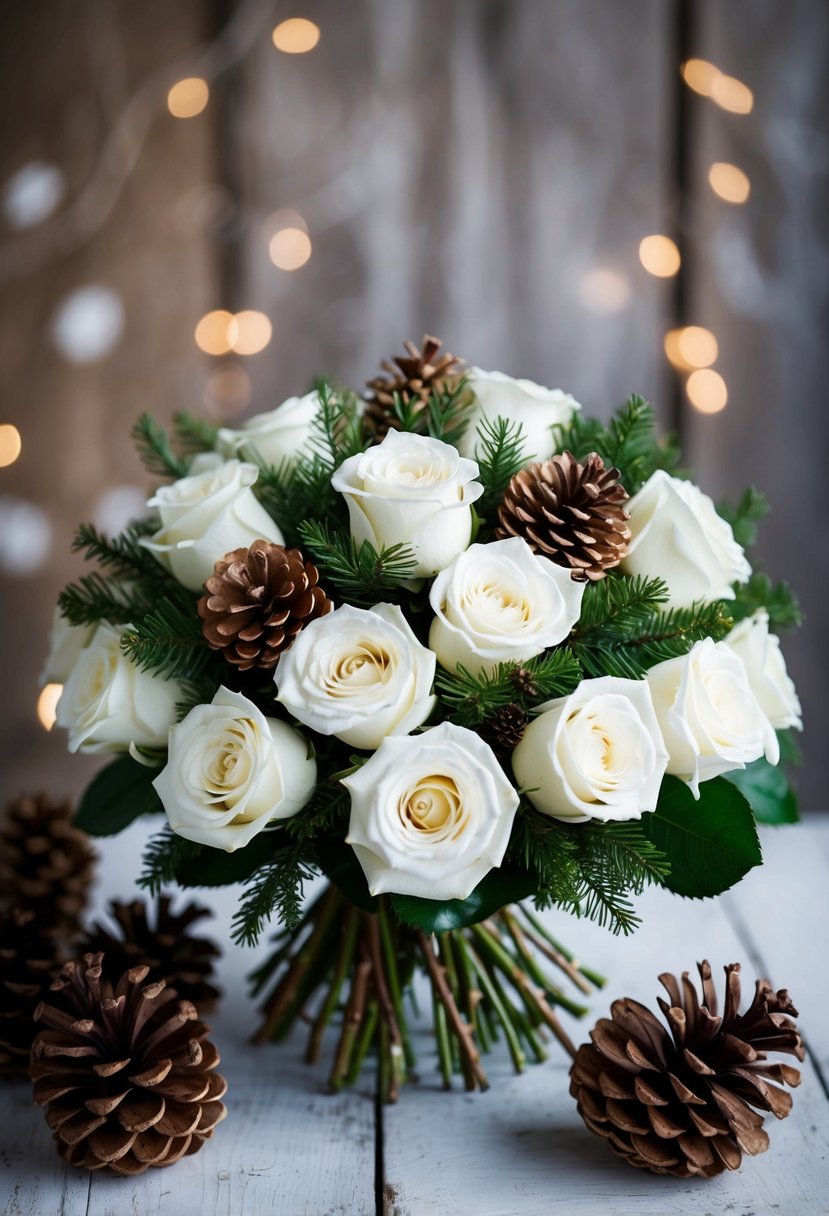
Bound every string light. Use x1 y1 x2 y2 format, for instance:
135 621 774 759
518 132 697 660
0 424 22 468
687 369 728 414
195 310 235 355
269 227 312 270
664 327 719 371
708 162 751 204
638 235 681 278
229 311 272 356
37 683 62 731
167 77 209 119
711 74 753 114
272 18 320 54
577 269 630 315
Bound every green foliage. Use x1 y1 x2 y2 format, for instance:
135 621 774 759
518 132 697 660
424 375 472 444
174 411 220 455
553 394 681 493
391 868 537 932
436 649 582 726
298 520 417 606
58 570 148 627
120 598 211 683
75 755 165 837
474 415 529 519
724 757 800 826
138 828 203 895
717 486 770 550
131 414 189 480
72 521 157 579
731 571 802 631
640 775 762 897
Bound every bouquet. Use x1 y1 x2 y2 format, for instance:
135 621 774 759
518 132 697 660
47 336 803 1101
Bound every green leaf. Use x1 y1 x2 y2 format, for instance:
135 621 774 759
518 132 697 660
717 486 769 550
75 755 164 837
316 841 378 914
391 868 536 933
641 775 762 898
175 830 285 887
723 759 800 826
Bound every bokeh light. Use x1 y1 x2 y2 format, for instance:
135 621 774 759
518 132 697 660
711 74 754 114
37 683 62 731
195 310 235 355
680 58 721 97
687 369 728 414
708 162 751 204
269 227 313 271
2 161 65 230
51 286 125 364
638 235 681 278
272 18 321 53
0 424 22 467
204 363 252 418
577 268 630 315
664 326 719 371
167 77 210 119
230 311 272 356
0 496 51 574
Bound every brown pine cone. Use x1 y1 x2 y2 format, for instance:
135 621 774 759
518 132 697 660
570 961 804 1179
81 897 221 1013
497 452 631 580
31 954 227 1174
0 793 95 940
0 909 62 1077
480 703 529 755
198 540 333 671
365 335 465 438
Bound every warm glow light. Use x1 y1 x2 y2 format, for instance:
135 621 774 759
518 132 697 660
37 683 62 731
687 369 728 414
708 161 751 204
577 269 630 315
272 18 320 53
681 58 721 97
269 227 313 271
230 311 272 356
639 235 681 278
167 77 210 119
204 363 252 417
0 424 22 467
712 74 754 114
664 326 719 371
195 310 235 355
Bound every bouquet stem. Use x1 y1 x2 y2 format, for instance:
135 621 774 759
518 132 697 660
250 883 606 1102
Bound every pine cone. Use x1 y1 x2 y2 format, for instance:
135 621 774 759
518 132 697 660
0 909 61 1077
0 793 95 939
497 452 631 580
198 540 333 671
570 961 804 1179
31 955 227 1174
365 335 465 438
82 897 221 1013
480 703 528 755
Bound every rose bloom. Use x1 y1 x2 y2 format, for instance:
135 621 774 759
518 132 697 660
55 621 180 754
458 368 580 465
153 687 316 851
646 638 779 796
331 431 483 578
343 721 519 901
217 390 321 469
724 609 802 731
40 608 94 685
512 676 668 822
274 602 436 751
621 470 751 609
142 459 283 591
429 537 584 675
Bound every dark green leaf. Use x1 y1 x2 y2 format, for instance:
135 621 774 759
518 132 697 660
75 755 164 837
723 759 800 826
316 841 378 914
391 868 536 932
175 830 285 887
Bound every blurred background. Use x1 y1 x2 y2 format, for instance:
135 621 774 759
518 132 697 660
0 0 826 805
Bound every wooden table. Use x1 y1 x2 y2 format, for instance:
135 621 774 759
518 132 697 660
2 818 828 1216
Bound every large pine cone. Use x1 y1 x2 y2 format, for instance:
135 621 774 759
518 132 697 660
31 954 227 1174
81 897 221 1013
198 540 333 671
365 335 465 438
0 909 61 1077
497 451 631 580
0 793 95 939
570 961 804 1178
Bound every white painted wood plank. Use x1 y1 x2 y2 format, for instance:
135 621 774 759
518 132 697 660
382 819 829 1216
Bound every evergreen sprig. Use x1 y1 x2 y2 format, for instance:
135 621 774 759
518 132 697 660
72 521 158 580
717 486 770 550
554 394 681 493
298 520 417 606
425 375 472 443
131 414 189 480
58 571 153 627
474 415 528 519
436 649 582 726
138 828 202 895
731 571 802 631
121 598 210 682
174 411 220 455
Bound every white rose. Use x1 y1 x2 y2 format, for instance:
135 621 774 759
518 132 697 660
40 608 94 686
331 431 483 578
275 603 436 750
217 390 321 469
724 610 802 731
428 537 584 675
55 621 180 755
153 687 316 852
512 676 668 822
343 721 519 900
646 637 779 796
458 368 580 464
621 470 751 609
142 459 284 591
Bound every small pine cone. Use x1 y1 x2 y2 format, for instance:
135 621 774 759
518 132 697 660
81 897 221 1013
497 452 631 580
570 961 804 1179
510 667 538 699
365 335 465 438
31 954 227 1175
198 540 333 671
0 909 62 1077
480 703 529 755
0 793 95 939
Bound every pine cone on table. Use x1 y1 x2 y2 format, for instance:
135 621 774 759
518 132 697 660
497 452 631 580
0 793 95 939
81 897 221 1013
365 335 465 438
569 961 804 1178
198 540 333 671
0 909 61 1077
31 954 227 1174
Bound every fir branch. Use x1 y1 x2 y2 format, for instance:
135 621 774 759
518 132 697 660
436 649 582 727
120 598 210 682
572 574 670 642
474 415 528 518
131 414 189 480
731 571 803 631
231 850 317 945
426 375 472 444
174 411 220 455
718 486 770 550
72 521 159 581
297 520 417 606
391 391 426 432
554 394 680 493
58 571 152 627
138 828 202 895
